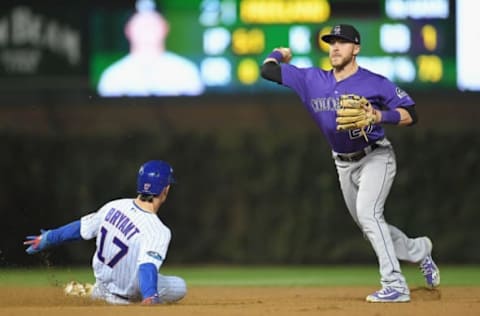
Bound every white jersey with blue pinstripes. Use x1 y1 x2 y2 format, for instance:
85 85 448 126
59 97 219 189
80 198 171 299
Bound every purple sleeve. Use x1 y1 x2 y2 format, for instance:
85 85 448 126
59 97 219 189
380 78 415 109
280 64 308 100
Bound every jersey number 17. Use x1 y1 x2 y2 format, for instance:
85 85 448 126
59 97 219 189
96 226 129 268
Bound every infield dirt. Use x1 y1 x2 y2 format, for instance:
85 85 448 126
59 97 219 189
1 286 479 316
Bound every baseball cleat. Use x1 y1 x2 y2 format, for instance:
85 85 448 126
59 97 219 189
420 238 440 287
366 287 410 303
420 255 440 287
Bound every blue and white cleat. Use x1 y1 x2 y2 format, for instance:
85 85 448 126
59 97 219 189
366 287 410 303
420 238 440 288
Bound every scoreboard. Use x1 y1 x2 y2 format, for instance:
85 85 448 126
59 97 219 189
1 0 475 95
107 0 455 94
186 0 454 93
194 0 454 93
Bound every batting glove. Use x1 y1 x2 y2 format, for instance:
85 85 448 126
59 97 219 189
23 229 51 254
141 293 161 305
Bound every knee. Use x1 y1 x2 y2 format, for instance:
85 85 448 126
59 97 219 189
173 276 187 300
162 276 187 303
356 210 383 231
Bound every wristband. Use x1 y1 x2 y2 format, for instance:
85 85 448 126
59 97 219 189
380 110 401 125
266 50 284 63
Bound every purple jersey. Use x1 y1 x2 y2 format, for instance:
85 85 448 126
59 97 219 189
281 64 415 153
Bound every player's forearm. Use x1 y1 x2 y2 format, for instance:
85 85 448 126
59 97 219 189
47 220 83 245
260 48 292 84
376 107 417 127
260 61 282 83
139 262 159 302
396 108 413 126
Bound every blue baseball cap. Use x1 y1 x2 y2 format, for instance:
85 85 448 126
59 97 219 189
137 160 176 195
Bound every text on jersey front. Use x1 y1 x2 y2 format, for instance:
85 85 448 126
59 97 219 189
310 96 339 112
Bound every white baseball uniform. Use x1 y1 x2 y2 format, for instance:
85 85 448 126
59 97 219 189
80 198 186 304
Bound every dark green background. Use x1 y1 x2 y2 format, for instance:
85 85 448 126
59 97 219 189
1 92 479 267
0 0 475 268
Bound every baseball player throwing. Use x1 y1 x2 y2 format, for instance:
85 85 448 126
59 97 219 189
23 160 186 305
261 24 440 302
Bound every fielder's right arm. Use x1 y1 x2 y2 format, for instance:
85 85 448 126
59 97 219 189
260 47 292 84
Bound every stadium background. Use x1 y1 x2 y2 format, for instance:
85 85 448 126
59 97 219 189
0 0 479 268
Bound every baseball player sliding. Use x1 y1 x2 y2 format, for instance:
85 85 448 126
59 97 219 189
261 24 440 303
24 160 186 305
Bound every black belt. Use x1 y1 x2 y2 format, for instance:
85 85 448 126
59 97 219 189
336 143 379 162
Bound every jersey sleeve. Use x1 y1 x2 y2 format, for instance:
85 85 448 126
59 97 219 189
380 78 415 109
280 64 308 101
137 226 171 270
80 203 111 240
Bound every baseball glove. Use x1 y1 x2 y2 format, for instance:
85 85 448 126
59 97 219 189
336 94 377 140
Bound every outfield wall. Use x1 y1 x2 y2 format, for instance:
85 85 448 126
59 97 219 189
1 92 479 266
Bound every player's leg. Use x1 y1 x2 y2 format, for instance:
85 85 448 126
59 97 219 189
389 225 440 287
356 147 409 300
90 282 130 305
388 225 431 262
334 158 360 225
157 274 187 303
335 147 408 302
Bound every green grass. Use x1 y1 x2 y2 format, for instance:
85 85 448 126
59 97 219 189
1 265 480 287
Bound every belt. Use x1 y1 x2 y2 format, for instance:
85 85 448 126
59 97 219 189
336 143 379 162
